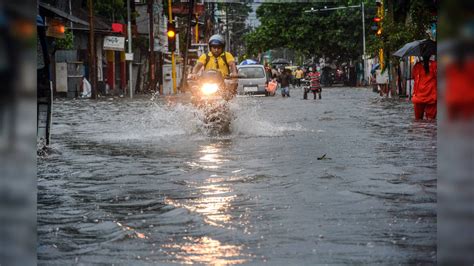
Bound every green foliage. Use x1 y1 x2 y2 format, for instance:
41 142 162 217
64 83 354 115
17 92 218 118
55 30 74 50
366 0 435 70
94 0 127 22
244 2 370 61
245 0 435 66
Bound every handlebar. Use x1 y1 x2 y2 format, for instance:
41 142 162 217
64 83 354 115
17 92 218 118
188 73 241 80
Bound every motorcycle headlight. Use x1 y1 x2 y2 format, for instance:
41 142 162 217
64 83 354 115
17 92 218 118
201 83 219 95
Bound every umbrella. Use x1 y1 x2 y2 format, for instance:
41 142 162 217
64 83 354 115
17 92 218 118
239 59 258 65
371 63 380 74
271 58 290 65
393 39 436 58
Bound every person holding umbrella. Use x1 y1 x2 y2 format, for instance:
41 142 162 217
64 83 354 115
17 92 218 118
393 39 437 120
412 55 437 120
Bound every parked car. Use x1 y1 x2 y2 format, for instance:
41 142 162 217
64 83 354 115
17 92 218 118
237 64 271 96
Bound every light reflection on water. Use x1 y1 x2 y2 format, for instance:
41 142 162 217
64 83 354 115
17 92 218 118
163 142 249 264
165 184 236 228
116 222 147 239
168 143 237 228
162 236 249 265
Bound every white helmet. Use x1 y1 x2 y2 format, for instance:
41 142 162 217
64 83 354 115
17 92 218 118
208 34 225 48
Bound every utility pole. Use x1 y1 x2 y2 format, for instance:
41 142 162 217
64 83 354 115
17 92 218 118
195 14 199 43
361 1 366 83
127 0 133 98
376 0 384 69
148 0 155 92
225 4 229 52
68 0 73 39
88 0 97 99
180 0 194 93
168 0 177 94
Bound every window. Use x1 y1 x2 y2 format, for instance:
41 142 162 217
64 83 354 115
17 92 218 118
238 67 265 79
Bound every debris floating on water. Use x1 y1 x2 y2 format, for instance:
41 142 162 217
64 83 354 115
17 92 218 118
317 154 331 160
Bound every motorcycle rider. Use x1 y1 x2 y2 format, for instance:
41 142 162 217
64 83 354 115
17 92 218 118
190 34 238 95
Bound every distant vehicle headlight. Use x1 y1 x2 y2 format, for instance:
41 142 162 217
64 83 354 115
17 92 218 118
201 83 219 95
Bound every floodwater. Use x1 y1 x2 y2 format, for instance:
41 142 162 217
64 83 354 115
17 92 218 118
38 87 436 265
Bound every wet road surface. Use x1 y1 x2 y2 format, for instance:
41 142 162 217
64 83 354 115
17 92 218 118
38 87 436 264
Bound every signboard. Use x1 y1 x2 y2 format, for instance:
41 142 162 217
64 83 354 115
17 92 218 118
125 53 134 61
103 36 125 51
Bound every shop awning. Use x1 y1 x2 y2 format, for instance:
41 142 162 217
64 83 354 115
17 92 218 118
39 2 89 26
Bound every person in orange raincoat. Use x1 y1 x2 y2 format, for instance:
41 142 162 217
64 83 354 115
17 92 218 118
445 60 474 121
412 56 437 120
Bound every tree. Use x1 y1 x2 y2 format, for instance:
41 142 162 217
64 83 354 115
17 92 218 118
55 30 74 50
94 0 127 22
215 2 252 56
244 2 373 62
366 0 437 70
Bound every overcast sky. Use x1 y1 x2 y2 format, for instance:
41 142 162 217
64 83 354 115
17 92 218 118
246 2 261 28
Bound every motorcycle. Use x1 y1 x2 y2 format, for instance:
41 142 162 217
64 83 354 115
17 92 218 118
321 67 334 87
188 70 237 134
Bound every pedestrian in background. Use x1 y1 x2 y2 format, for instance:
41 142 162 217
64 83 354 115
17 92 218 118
80 76 92 98
412 55 437 120
264 63 272 81
271 66 279 79
305 67 322 100
278 68 291 97
295 67 304 88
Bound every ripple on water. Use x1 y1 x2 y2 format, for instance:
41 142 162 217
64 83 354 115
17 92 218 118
38 89 436 264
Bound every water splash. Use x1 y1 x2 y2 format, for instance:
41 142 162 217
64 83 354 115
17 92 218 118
229 100 306 137
83 102 205 142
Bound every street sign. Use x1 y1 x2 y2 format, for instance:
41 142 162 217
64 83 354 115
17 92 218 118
125 53 134 61
103 36 125 51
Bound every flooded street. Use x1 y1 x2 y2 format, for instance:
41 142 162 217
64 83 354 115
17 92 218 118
38 87 436 264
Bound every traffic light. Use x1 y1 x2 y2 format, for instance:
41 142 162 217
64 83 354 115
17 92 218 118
375 0 384 69
167 22 176 52
371 17 382 36
375 17 382 36
374 0 383 37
